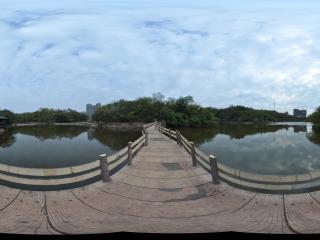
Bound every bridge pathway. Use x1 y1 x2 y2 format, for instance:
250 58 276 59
1 127 320 234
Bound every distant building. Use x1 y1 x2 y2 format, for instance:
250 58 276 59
293 109 307 118
0 116 10 128
86 103 102 120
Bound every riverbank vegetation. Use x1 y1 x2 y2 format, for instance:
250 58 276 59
1 94 308 128
13 109 87 124
93 94 303 127
0 109 15 124
93 94 219 127
308 107 320 130
214 105 303 123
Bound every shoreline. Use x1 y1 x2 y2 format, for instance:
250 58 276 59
12 122 146 130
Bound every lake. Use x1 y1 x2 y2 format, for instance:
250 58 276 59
180 122 320 175
1 123 320 176
0 125 140 168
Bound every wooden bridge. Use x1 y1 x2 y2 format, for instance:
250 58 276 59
1 122 320 234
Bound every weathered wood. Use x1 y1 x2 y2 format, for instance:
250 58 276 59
128 142 133 165
190 142 197 167
175 131 182 146
99 154 111 182
209 155 220 184
175 130 179 145
145 131 149 146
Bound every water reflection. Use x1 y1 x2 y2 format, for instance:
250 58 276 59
307 129 320 145
14 125 87 141
180 124 289 145
0 126 140 168
180 123 320 175
0 129 16 148
92 128 141 149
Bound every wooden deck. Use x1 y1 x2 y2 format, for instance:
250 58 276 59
1 127 320 234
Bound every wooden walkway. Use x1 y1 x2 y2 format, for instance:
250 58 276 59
1 127 320 234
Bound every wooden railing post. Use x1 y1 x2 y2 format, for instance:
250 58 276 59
169 128 171 138
190 142 197 167
128 142 133 165
145 131 149 146
209 155 220 184
155 119 157 130
175 131 182 146
99 154 111 182
175 130 179 145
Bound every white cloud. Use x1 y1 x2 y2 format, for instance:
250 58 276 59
0 0 319 114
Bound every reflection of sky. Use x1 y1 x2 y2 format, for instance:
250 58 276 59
0 132 114 168
198 127 320 174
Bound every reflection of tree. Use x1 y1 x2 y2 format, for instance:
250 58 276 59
178 127 219 145
180 124 289 145
92 128 140 150
0 129 16 148
219 124 289 139
307 129 320 145
14 125 87 141
293 125 307 133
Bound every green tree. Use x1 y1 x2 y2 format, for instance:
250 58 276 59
0 109 15 124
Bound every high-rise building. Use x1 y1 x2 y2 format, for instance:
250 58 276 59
86 103 102 120
293 109 307 118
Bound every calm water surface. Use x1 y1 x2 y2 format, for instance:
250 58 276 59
1 123 320 176
0 126 140 168
180 122 320 175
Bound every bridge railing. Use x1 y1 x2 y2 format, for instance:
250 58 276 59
160 124 320 193
0 121 157 190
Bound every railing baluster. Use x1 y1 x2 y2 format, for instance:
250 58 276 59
99 154 111 182
145 131 149 146
190 142 197 167
128 142 133 165
209 155 220 184
175 130 179 145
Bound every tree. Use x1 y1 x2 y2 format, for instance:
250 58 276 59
0 109 15 124
93 94 219 128
308 107 320 130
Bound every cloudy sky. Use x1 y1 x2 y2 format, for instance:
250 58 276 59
0 0 319 114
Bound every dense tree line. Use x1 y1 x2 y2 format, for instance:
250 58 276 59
93 97 303 127
0 108 88 124
214 105 303 123
93 94 219 127
1 95 310 128
308 107 320 130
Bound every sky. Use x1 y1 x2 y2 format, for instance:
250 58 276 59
0 0 319 114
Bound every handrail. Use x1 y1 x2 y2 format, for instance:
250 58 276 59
161 126 320 193
0 122 155 189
